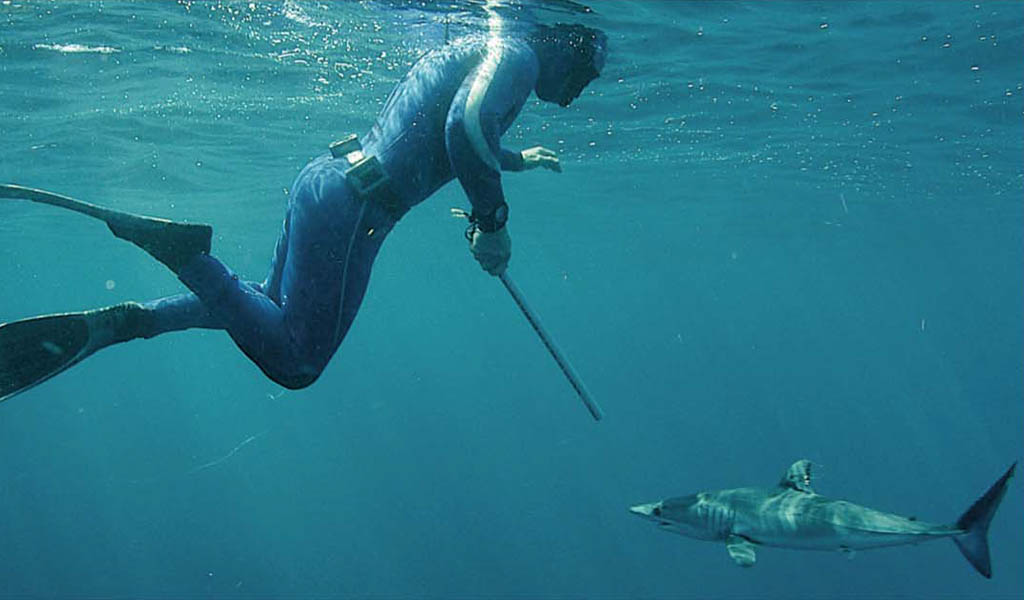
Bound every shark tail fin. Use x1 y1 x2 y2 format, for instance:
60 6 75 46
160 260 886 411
952 462 1016 578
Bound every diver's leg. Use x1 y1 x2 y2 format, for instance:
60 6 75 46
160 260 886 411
176 197 391 388
0 184 306 384
175 254 304 385
4 163 392 390
260 208 291 304
323 201 388 348
270 161 397 382
138 291 225 336
173 168 394 389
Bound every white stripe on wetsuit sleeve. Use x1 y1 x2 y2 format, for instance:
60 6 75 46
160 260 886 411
463 2 503 172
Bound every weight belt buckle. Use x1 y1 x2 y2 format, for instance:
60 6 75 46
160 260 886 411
329 135 400 217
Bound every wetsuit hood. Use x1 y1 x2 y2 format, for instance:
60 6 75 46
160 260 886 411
528 23 607 107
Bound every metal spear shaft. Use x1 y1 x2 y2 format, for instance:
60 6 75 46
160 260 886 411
498 271 603 421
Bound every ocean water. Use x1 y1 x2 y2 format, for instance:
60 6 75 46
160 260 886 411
1 0 1021 598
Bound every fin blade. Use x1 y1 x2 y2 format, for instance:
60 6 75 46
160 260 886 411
952 462 1016 578
0 183 115 222
0 313 94 402
1 183 211 274
105 215 211 273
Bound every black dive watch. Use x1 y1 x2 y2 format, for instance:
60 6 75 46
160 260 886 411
473 202 508 232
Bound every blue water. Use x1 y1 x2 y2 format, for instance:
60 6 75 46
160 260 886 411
1 1 1022 597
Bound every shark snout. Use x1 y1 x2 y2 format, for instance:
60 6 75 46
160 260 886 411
629 502 660 518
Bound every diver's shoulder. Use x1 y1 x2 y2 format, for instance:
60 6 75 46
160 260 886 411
419 35 486 63
427 34 533 61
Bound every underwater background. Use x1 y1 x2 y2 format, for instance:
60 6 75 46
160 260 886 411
1 1 1021 598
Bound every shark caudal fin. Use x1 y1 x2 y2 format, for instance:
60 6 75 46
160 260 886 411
952 462 1016 578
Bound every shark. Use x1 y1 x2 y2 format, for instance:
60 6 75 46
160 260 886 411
629 459 1015 578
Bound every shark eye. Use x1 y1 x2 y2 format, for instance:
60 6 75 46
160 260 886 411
652 506 662 517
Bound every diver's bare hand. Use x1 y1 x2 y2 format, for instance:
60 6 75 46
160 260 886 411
521 146 561 173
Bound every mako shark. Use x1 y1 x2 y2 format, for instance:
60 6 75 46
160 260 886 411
629 459 1015 578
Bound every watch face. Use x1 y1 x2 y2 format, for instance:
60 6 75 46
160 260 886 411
495 204 509 224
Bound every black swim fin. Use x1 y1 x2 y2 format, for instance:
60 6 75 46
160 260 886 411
1 184 212 273
0 303 145 402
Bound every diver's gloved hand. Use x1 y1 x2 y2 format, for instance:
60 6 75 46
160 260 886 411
470 225 511 276
521 146 562 173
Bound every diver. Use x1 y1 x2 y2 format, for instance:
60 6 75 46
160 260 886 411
0 23 608 401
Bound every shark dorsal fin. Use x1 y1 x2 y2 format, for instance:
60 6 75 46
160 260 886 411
779 459 815 493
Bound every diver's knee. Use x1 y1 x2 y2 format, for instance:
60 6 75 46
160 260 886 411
267 362 323 390
258 331 332 389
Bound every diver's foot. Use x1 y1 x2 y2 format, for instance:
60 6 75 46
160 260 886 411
87 301 151 344
105 214 212 273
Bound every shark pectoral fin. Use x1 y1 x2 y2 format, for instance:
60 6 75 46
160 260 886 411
726 535 757 568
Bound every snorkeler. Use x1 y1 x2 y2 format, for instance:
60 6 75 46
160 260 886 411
0 23 608 401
